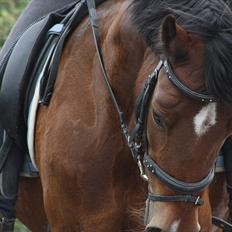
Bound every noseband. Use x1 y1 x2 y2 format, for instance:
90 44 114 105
86 0 231 230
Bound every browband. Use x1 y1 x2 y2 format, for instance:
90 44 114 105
162 57 216 103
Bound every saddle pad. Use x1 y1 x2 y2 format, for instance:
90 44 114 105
27 44 58 170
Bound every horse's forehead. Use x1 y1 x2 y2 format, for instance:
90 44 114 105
152 71 182 109
152 63 205 110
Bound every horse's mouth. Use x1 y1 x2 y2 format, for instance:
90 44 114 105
145 227 164 232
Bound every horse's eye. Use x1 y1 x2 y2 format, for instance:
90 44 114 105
152 111 165 128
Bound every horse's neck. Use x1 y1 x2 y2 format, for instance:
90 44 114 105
99 0 146 118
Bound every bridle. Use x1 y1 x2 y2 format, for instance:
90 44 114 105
86 0 232 230
131 57 215 205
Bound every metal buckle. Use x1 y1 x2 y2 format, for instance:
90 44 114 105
138 159 148 181
194 196 201 205
134 142 142 152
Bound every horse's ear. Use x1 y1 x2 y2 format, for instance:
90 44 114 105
161 15 189 61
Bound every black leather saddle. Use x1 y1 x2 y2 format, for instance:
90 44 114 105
0 1 79 147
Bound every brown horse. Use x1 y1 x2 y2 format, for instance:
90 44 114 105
15 0 232 231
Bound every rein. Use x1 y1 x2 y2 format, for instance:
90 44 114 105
86 0 232 230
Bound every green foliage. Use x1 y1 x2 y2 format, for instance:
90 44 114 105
15 219 30 232
0 0 29 47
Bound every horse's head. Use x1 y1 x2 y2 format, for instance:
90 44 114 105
131 1 232 231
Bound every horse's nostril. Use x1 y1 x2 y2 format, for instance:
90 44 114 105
145 227 164 232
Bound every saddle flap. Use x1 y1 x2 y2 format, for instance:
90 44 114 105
0 13 64 146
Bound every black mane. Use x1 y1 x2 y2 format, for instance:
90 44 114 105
131 0 232 103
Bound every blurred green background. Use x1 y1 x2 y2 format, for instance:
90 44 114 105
0 0 29 47
0 1 32 231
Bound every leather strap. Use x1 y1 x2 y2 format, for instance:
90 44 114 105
148 193 204 206
129 61 163 161
143 154 215 194
212 216 232 231
87 0 131 147
162 57 216 103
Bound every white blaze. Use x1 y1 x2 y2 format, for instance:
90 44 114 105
193 103 217 137
169 219 181 232
169 220 201 232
